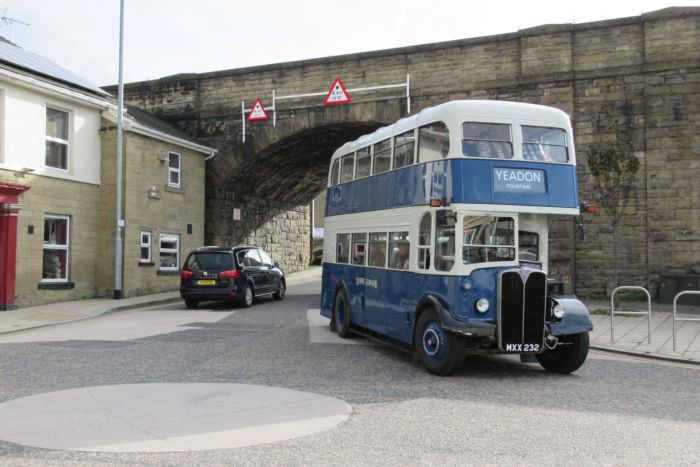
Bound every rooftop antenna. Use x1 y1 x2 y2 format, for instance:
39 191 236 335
0 7 30 42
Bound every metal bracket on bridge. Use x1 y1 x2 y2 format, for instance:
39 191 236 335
241 75 411 142
610 286 652 344
672 290 700 351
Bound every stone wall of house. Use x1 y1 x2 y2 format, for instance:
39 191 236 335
113 8 700 295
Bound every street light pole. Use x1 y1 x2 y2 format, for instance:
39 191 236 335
114 0 125 299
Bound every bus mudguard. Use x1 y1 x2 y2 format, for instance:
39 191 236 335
548 297 593 336
416 294 495 338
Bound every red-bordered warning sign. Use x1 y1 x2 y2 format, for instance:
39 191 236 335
247 98 269 121
324 77 351 105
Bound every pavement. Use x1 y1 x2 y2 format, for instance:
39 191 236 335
1 266 698 365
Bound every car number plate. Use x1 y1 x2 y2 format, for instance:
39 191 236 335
504 343 541 353
197 279 216 286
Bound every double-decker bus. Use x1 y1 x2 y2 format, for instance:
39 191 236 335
320 100 593 376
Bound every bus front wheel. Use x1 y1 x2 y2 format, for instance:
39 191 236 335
333 289 352 338
536 332 589 374
414 308 466 376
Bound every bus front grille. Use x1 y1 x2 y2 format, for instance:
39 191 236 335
498 270 546 352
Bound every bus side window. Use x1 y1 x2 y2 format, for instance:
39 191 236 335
368 232 387 268
388 232 410 269
339 154 355 183
435 210 456 271
373 140 392 174
337 233 350 264
393 130 415 169
418 213 432 270
330 159 340 186
351 233 368 265
417 122 449 162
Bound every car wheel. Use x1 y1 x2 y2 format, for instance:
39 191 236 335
536 332 589 374
239 283 254 308
333 288 352 338
273 278 286 300
413 308 466 376
184 298 199 309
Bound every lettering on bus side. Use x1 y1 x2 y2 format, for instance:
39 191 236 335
356 277 378 288
492 168 546 194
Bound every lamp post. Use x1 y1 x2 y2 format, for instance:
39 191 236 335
114 0 125 299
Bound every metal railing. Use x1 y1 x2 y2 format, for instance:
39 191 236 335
672 291 700 351
610 286 652 344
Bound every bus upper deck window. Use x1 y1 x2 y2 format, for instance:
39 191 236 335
393 130 415 169
373 140 392 174
462 123 513 159
355 147 371 179
330 159 340 186
340 154 355 183
418 122 449 162
522 126 568 163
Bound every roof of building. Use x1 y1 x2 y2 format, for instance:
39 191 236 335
0 38 110 96
124 106 205 147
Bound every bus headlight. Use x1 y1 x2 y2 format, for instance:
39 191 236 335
552 304 566 319
475 298 490 313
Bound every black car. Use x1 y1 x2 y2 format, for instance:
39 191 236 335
180 246 285 308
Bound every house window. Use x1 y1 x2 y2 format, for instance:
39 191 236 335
159 233 179 270
43 215 69 281
45 107 69 170
140 231 152 263
168 152 181 188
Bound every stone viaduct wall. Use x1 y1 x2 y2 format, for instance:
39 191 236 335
111 7 700 296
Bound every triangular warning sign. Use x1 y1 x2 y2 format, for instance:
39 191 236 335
247 98 269 121
324 77 351 105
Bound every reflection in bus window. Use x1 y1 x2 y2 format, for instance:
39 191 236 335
355 147 371 179
368 232 387 267
418 122 449 162
330 159 340 186
435 210 455 271
462 216 515 264
393 130 415 169
462 122 513 159
340 154 355 183
418 213 431 270
388 231 410 270
373 140 392 174
522 126 568 162
351 233 368 265
518 230 539 262
336 233 350 263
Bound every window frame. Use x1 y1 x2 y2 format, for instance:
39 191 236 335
168 151 182 188
140 230 152 263
42 214 70 282
417 212 432 271
45 106 70 171
159 232 180 271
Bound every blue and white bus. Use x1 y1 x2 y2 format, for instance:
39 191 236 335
320 100 593 376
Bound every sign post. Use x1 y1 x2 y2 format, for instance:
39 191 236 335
232 207 241 244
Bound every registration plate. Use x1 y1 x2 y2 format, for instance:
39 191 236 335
197 279 216 286
504 343 541 353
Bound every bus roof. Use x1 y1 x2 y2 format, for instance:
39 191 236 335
332 100 571 159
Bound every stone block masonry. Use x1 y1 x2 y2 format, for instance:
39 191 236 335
110 7 700 294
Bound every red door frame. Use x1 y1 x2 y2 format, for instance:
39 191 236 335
0 182 30 310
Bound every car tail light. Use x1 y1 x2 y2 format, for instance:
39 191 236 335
219 269 241 279
180 270 193 280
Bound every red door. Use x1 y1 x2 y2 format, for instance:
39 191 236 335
0 182 30 310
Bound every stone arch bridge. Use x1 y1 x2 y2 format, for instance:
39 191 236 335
113 7 700 295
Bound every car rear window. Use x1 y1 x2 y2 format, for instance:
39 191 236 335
184 252 233 272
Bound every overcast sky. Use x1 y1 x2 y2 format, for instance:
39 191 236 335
1 1 695 87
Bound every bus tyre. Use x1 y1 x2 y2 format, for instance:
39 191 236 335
273 279 286 300
536 332 589 374
414 309 466 376
239 283 254 308
333 289 352 338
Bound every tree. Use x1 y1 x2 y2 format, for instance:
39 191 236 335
586 121 640 290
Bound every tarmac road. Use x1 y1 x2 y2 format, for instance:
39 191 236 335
0 289 698 465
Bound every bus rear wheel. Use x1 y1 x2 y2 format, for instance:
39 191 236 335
333 289 352 338
414 308 466 376
536 332 589 374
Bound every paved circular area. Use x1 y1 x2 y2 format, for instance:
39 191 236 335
0 383 351 452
